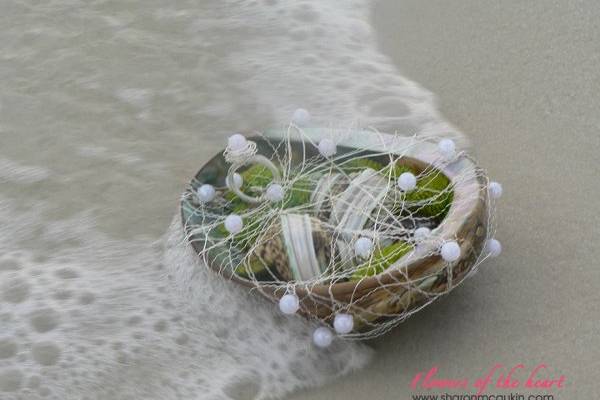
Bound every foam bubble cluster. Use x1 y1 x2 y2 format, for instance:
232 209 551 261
0 201 371 399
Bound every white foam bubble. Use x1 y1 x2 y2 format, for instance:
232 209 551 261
0 369 23 392
0 339 18 360
31 342 62 366
29 309 61 333
1 277 31 304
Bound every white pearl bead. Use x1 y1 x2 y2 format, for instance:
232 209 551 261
224 214 243 234
227 133 247 152
265 183 285 202
441 241 461 262
318 138 337 158
485 238 502 257
197 184 216 203
279 294 299 315
489 181 503 199
438 138 456 160
232 173 243 189
397 172 417 192
292 108 311 127
312 327 333 348
414 227 431 241
333 313 354 334
354 237 374 259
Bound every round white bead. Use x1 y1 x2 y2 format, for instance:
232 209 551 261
197 184 216 203
265 183 285 202
227 133 247 152
224 214 243 234
292 108 311 127
318 138 337 158
354 237 374 259
312 327 333 348
438 138 456 160
397 172 417 192
489 181 503 199
414 227 431 241
279 294 299 315
441 241 461 262
232 173 243 189
485 238 502 257
333 313 354 335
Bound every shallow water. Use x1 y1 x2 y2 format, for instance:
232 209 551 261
0 1 461 399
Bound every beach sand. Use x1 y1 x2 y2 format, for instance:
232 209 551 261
292 1 599 398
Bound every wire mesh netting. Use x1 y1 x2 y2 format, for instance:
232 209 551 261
181 125 499 340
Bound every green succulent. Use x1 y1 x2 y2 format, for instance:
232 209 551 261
380 161 453 219
235 256 273 280
351 241 413 281
223 164 274 211
379 162 417 179
225 164 313 209
405 170 453 218
220 164 313 249
242 164 274 191
284 176 313 209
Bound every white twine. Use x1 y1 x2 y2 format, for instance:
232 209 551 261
186 128 496 340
